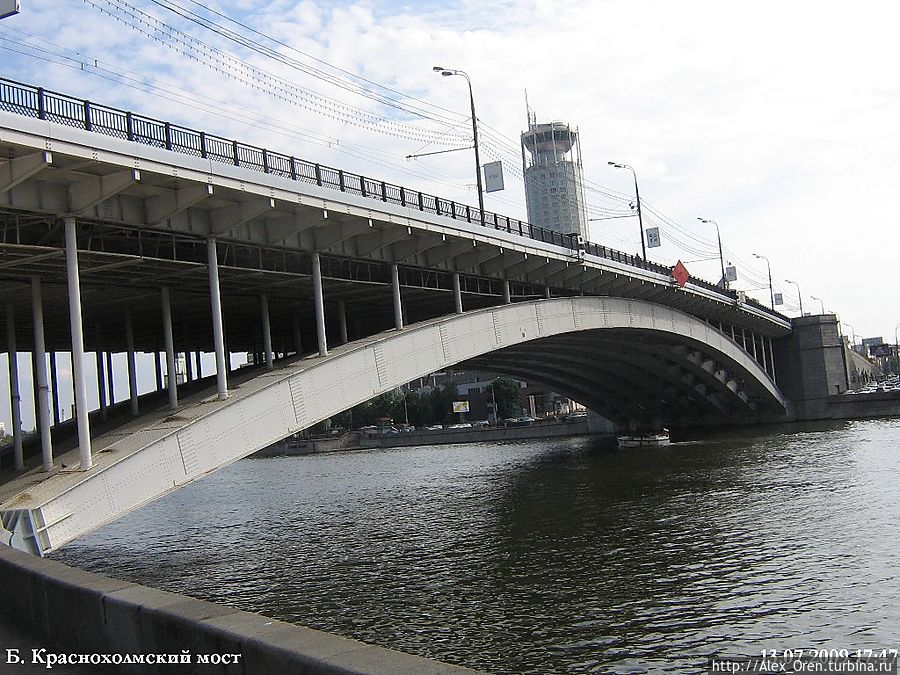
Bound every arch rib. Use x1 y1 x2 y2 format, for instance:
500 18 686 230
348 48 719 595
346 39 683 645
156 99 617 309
0 297 785 555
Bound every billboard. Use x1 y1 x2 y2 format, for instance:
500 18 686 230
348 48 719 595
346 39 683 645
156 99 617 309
483 161 504 193
0 0 19 19
871 344 894 358
451 401 470 413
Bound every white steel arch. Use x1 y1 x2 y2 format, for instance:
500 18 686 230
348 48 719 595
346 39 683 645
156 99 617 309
1 297 784 556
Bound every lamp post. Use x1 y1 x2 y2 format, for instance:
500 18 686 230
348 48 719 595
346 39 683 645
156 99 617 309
433 66 484 225
810 295 826 315
752 253 774 308
696 217 727 289
785 279 803 317
608 162 646 260
895 323 900 376
843 322 856 347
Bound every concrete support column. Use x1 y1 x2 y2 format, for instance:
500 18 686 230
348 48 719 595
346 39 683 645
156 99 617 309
741 328 747 351
260 293 274 370
452 272 463 314
391 264 403 330
105 351 114 406
760 333 768 374
207 239 228 400
49 352 60 426
751 331 758 361
96 352 108 422
154 352 163 391
768 337 776 383
544 285 552 300
338 300 348 345
184 345 193 383
503 280 511 305
161 287 178 409
5 303 24 470
124 309 139 416
64 217 92 471
31 278 53 470
223 333 231 376
311 252 328 356
292 314 303 356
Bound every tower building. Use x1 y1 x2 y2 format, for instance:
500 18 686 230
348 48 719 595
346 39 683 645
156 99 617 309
521 116 588 239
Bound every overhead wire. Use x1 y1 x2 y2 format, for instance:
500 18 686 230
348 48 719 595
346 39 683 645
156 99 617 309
151 0 470 123
83 0 471 145
0 28 476 192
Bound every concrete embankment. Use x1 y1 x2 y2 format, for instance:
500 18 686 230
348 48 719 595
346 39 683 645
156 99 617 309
824 390 900 419
256 419 615 456
0 545 483 674
358 419 611 449
786 390 900 421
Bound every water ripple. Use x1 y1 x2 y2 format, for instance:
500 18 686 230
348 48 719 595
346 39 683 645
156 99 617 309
54 419 900 673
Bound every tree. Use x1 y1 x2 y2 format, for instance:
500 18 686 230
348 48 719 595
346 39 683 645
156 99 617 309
492 377 522 419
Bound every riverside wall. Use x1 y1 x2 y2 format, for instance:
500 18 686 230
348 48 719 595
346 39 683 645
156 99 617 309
256 419 615 456
0 545 482 674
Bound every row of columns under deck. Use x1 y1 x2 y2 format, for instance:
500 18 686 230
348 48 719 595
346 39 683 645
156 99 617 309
5 224 226 474
735 325 777 384
13 226 740 473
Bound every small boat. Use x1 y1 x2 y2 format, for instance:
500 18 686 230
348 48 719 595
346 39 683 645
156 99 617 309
616 429 670 448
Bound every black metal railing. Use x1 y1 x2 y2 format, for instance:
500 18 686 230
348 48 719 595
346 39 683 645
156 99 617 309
0 76 784 320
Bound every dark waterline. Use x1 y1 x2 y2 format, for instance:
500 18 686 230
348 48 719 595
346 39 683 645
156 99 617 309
54 418 900 673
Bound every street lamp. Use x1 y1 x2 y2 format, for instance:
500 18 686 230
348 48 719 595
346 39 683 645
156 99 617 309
810 295 826 315
433 66 485 226
608 162 646 260
697 217 727 289
895 323 900 376
752 253 774 308
843 322 856 347
784 279 804 317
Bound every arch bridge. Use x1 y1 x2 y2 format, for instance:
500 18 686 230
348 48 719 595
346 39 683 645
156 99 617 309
0 78 791 554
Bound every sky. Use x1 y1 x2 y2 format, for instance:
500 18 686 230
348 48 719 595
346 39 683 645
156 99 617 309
1 0 900 430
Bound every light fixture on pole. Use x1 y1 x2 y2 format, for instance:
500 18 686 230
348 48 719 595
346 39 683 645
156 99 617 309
843 322 856 347
785 279 804 316
608 162 646 260
697 217 727 289
810 295 826 315
752 253 775 308
433 66 485 226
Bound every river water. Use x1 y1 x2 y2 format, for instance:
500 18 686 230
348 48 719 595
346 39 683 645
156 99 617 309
54 418 900 673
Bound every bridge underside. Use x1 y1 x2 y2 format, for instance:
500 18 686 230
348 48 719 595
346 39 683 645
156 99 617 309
465 330 770 426
0 297 786 556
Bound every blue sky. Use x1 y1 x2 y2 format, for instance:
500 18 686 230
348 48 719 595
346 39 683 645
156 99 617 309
2 0 900 429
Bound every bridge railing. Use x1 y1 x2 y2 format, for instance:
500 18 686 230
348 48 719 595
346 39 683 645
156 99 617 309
0 77 784 321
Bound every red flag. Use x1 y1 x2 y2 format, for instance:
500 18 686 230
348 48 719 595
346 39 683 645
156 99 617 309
672 260 690 288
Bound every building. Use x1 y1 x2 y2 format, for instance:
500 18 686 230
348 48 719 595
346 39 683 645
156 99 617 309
521 118 588 239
